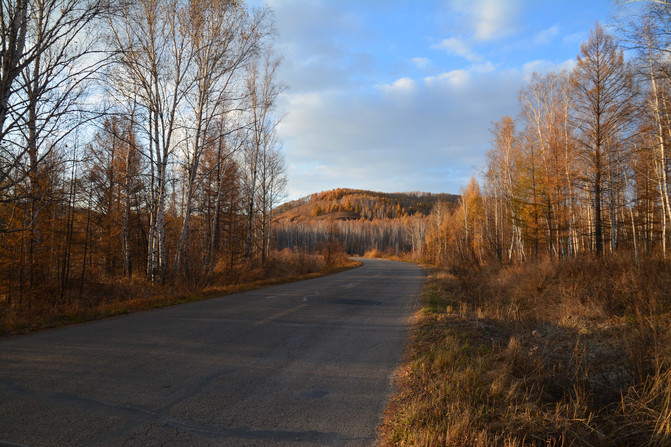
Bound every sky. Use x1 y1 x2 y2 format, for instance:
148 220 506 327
253 0 630 200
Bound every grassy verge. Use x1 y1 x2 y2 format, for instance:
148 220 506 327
379 255 671 446
0 257 361 337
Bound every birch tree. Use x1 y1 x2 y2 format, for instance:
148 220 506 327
107 0 191 283
487 115 525 262
257 140 286 262
243 49 284 260
620 3 671 255
200 125 241 280
173 2 271 277
519 72 579 258
0 0 105 212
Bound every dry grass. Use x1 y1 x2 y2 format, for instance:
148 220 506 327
379 254 671 446
0 249 361 337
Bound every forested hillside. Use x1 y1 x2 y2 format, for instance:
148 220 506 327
275 188 458 221
273 189 459 255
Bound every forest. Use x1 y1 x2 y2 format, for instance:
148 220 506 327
0 0 290 331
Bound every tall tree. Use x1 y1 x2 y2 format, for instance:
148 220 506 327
173 1 271 277
572 23 637 255
107 0 191 283
85 116 143 278
487 115 525 262
0 0 105 217
242 49 284 260
519 71 579 258
619 2 671 255
257 140 286 261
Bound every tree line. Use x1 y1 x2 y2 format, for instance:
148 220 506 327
275 216 428 256
273 189 457 256
426 6 671 268
0 0 286 312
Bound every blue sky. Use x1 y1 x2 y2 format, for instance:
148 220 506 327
255 0 630 200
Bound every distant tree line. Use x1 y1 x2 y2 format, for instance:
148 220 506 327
273 190 456 256
0 0 286 312
275 216 428 256
275 189 458 221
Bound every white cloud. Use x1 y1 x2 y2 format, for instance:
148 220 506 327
278 65 525 198
378 77 416 93
450 0 522 42
435 37 483 62
474 0 520 40
472 61 497 73
284 91 323 108
411 57 431 69
425 69 470 88
534 24 560 45
391 77 416 90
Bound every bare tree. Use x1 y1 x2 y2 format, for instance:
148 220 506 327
242 49 284 260
0 0 106 230
519 71 579 258
487 115 525 262
200 123 240 280
619 3 671 255
257 139 286 262
173 2 272 277
107 0 192 283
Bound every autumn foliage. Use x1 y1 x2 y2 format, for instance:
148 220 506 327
422 24 671 268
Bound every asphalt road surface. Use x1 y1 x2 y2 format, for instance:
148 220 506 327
0 258 424 447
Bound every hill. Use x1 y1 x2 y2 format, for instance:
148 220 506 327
274 188 459 223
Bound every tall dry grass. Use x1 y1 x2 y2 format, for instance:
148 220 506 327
380 253 671 446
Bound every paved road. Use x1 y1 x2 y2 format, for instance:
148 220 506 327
0 258 424 446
